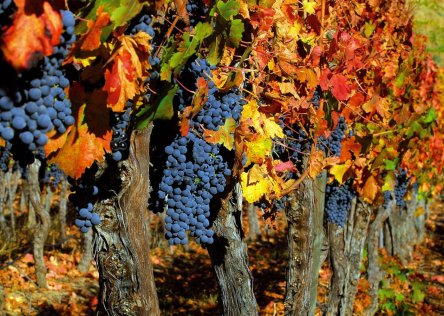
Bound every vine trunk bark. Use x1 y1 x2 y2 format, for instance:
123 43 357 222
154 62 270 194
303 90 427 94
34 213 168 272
207 182 258 316
93 126 160 316
326 198 371 316
309 171 327 315
25 159 50 288
364 201 394 316
247 203 261 241
284 175 316 316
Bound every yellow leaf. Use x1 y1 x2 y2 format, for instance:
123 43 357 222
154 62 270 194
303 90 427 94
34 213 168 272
302 0 317 15
330 160 352 184
381 172 396 191
245 135 272 164
308 149 324 178
241 164 272 203
263 116 285 139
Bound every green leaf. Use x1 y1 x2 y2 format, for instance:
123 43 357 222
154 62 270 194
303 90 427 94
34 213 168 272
406 120 422 138
217 0 240 20
135 86 178 129
229 19 244 47
194 22 213 41
364 21 376 38
412 282 425 303
76 0 145 37
208 35 223 65
422 107 437 123
384 159 398 171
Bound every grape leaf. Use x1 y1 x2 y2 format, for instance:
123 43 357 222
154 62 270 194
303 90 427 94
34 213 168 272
45 85 112 179
79 7 111 51
360 175 379 203
204 118 236 150
76 0 145 38
103 33 151 112
229 19 244 47
302 0 317 14
216 0 240 20
330 161 352 184
241 163 281 203
0 0 62 70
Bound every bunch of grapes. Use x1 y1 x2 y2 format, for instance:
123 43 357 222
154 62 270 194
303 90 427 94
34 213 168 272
0 0 15 27
110 101 132 162
383 190 393 209
186 0 209 26
152 58 244 245
0 142 11 172
0 10 76 165
70 179 101 233
318 116 347 157
311 86 321 109
394 168 410 207
41 163 64 189
325 180 355 227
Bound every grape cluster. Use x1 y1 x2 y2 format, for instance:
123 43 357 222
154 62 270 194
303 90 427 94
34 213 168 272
0 10 75 160
383 190 393 209
184 59 244 131
318 116 347 157
42 163 64 188
311 87 321 109
127 14 155 38
325 180 355 227
110 101 132 162
152 58 243 245
0 0 15 25
394 168 410 207
74 202 101 233
158 133 229 245
0 142 11 172
186 0 209 26
70 181 101 233
275 123 310 170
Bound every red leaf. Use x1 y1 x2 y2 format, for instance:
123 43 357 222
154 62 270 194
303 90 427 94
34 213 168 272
330 74 351 101
0 0 62 70
275 161 296 173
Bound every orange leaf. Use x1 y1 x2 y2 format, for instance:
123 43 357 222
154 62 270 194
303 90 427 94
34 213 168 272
80 6 110 51
360 175 379 203
0 0 62 70
103 33 152 111
45 84 112 179
203 118 236 150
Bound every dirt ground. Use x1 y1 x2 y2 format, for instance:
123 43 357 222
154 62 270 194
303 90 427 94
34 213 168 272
0 201 443 315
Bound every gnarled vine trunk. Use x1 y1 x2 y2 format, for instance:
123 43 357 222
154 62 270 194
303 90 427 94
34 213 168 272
284 175 316 316
326 198 371 316
247 203 261 241
364 201 394 316
25 159 50 288
207 182 258 316
309 171 327 315
93 126 160 316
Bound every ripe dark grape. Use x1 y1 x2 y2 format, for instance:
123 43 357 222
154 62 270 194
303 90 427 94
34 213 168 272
110 101 132 161
0 142 11 172
41 163 64 189
318 116 347 157
70 176 101 233
0 10 76 165
325 180 355 227
185 0 209 26
150 58 244 245
394 168 410 207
